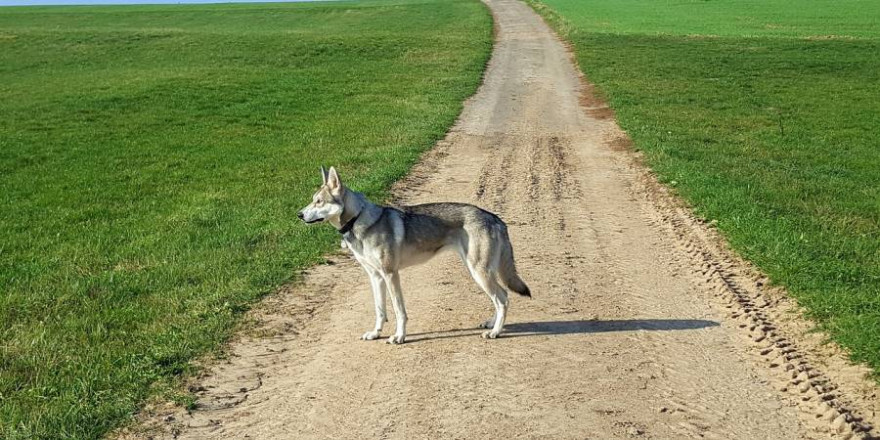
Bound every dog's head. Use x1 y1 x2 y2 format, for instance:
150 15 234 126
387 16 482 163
298 166 345 225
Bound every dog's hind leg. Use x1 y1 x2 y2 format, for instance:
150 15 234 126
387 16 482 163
486 280 509 339
456 242 497 330
463 230 510 338
361 270 387 341
382 271 407 344
468 263 509 339
478 294 499 329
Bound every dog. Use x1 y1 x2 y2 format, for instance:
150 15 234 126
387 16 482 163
297 167 530 344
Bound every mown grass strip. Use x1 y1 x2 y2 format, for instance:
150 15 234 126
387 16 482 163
528 0 880 376
0 1 492 437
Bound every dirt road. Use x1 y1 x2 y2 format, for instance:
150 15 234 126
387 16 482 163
132 1 878 438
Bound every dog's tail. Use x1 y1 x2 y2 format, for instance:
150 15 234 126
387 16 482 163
498 228 531 298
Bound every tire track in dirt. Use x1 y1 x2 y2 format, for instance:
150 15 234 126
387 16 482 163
638 174 879 438
123 1 879 438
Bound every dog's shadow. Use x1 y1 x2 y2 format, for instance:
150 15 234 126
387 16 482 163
406 319 719 342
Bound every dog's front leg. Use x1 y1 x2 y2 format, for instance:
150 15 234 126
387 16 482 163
361 271 387 341
383 271 407 344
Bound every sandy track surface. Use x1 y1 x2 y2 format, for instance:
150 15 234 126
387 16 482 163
130 1 879 438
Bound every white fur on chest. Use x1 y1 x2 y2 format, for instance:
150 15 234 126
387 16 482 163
343 234 382 272
342 213 405 273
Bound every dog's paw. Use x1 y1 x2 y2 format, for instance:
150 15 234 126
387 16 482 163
481 330 500 339
386 334 406 345
361 330 381 341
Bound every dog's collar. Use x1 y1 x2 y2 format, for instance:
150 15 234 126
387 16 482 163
337 211 361 235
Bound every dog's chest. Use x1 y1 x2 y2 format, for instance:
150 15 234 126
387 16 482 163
342 234 361 253
343 234 378 270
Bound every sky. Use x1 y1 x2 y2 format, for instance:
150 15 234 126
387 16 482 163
0 0 321 5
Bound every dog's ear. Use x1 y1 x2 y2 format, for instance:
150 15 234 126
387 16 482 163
326 166 342 192
320 166 328 185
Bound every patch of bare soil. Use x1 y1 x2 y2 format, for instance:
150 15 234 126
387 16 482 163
121 1 878 438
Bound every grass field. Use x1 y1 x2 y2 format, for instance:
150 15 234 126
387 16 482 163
529 0 880 375
0 1 492 437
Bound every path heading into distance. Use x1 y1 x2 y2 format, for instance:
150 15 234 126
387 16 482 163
132 1 878 438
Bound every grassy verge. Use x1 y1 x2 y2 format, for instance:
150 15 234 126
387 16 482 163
0 1 492 437
527 0 880 376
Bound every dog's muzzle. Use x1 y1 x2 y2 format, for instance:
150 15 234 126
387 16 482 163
297 211 324 224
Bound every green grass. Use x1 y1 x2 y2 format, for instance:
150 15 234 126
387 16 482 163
0 1 492 437
528 0 880 375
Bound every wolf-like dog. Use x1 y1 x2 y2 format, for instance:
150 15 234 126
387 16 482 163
297 167 530 344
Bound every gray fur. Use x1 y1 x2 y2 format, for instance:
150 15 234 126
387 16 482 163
298 167 530 344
